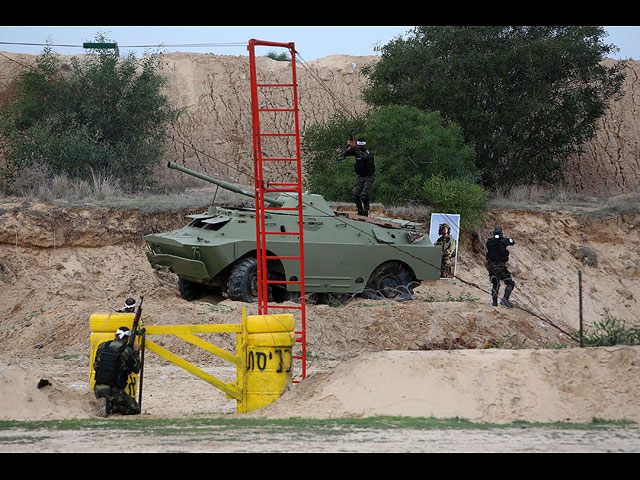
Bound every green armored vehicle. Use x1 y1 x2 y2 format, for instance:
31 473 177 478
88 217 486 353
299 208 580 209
144 162 442 304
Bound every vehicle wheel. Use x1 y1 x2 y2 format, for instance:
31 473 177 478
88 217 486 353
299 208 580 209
365 261 416 300
227 257 259 302
177 278 206 301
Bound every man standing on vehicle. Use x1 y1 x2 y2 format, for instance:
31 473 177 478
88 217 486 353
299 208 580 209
342 137 375 217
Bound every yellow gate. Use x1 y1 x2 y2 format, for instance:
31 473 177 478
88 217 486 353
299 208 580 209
89 308 295 413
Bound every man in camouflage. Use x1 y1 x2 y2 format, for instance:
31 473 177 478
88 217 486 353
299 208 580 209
485 226 516 307
342 137 375 217
93 326 141 417
435 223 456 278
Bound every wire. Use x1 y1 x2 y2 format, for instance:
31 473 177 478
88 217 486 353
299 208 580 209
0 41 248 50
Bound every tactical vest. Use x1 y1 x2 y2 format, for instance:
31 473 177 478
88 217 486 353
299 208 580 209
354 147 375 176
95 341 128 388
486 237 510 263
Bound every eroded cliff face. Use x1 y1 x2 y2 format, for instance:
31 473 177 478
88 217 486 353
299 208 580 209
2 51 639 195
563 58 640 195
159 53 374 188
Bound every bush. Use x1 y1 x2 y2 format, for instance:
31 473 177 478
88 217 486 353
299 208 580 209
579 308 640 346
423 173 490 230
0 37 178 192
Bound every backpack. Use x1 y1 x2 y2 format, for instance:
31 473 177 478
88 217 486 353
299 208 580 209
95 341 128 388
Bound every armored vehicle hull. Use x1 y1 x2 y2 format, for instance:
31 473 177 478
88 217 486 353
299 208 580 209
144 163 442 304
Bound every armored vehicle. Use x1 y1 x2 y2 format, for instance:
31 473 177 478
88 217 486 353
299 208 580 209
144 162 443 304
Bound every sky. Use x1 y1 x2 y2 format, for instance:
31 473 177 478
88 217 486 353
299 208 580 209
1 26 639 61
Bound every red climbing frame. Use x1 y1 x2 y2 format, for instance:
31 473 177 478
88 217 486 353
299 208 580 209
247 39 306 381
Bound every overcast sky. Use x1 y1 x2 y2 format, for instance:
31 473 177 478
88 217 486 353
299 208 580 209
1 26 639 61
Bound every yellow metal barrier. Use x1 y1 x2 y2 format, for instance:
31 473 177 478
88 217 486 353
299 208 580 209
89 308 295 413
89 313 140 398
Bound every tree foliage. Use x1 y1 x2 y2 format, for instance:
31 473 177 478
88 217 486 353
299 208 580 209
0 36 178 190
302 105 478 205
362 26 626 190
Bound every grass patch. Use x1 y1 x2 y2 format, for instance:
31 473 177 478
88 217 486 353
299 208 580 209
0 415 635 433
490 185 640 216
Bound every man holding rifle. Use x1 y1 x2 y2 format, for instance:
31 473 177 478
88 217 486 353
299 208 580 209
93 297 143 417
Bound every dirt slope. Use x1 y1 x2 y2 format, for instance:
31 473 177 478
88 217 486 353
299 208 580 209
0 200 638 423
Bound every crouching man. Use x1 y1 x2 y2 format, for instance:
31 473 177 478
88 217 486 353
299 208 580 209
93 326 141 417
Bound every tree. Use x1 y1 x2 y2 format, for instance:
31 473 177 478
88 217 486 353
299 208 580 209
0 36 178 190
303 105 477 205
362 26 626 190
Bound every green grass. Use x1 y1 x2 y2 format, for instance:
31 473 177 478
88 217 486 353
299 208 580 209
0 415 634 433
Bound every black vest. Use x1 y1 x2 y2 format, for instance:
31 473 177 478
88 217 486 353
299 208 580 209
353 147 375 176
486 236 513 262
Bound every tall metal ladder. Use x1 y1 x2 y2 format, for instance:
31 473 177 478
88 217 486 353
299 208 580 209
247 39 306 381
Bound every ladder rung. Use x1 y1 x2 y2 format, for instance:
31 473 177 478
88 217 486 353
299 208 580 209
257 83 294 87
265 279 302 285
266 304 302 311
258 108 296 112
264 188 298 193
260 159 298 163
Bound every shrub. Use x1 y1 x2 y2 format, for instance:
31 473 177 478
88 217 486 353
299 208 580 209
423 172 490 230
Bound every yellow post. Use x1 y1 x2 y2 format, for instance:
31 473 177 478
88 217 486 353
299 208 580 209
88 313 139 397
241 312 295 413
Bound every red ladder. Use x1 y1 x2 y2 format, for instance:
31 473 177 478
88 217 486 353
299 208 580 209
247 39 306 381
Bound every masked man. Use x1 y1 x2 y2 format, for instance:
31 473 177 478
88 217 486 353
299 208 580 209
342 137 375 216
485 226 516 307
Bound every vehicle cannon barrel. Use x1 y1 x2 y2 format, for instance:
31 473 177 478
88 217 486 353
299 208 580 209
167 161 284 207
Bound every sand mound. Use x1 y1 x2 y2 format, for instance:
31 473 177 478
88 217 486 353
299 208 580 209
255 346 640 423
4 346 640 424
0 364 96 421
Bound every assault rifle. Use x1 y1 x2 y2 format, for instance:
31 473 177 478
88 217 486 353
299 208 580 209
128 295 144 347
129 295 145 410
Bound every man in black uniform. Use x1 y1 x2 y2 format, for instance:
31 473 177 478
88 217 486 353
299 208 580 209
342 137 375 217
485 226 516 307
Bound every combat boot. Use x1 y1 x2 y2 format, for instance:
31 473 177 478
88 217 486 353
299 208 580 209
500 282 514 308
361 195 370 217
353 195 364 216
500 297 514 308
98 397 111 417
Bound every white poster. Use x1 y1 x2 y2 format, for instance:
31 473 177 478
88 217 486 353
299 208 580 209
429 213 460 278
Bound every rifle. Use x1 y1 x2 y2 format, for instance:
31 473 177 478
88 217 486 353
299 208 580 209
129 295 144 411
128 295 143 347
138 328 146 410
